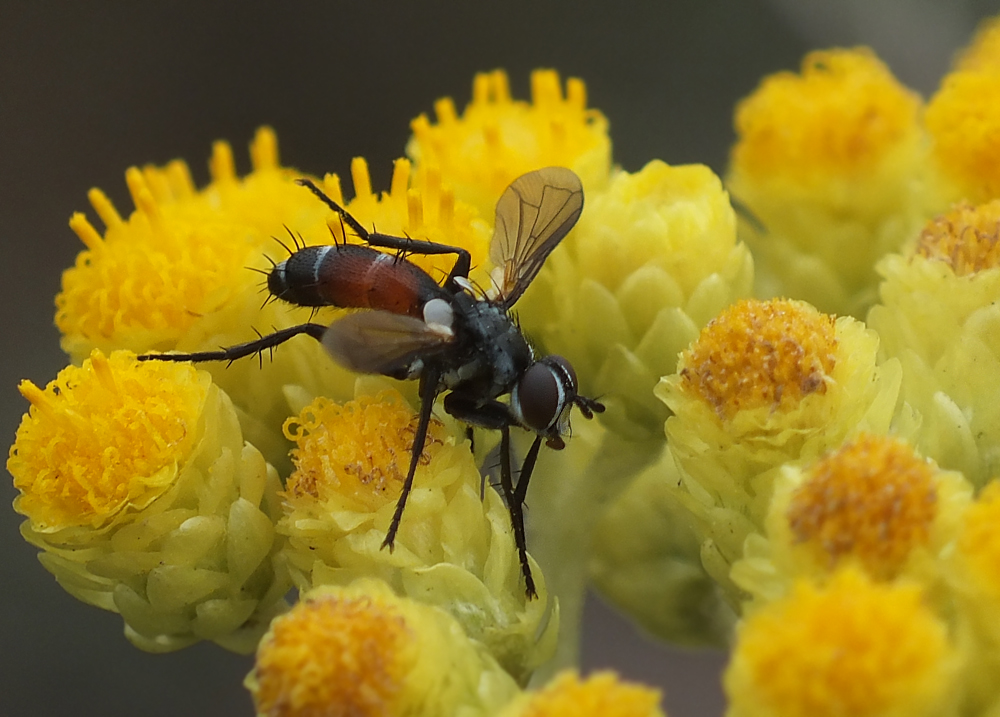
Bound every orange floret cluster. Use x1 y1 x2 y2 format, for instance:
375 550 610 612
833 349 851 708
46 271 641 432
679 298 837 420
282 391 446 512
787 435 938 579
517 672 663 717
252 591 413 717
915 201 1000 275
727 569 954 717
8 350 208 530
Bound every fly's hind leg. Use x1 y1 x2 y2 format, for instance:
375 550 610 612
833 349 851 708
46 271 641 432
296 178 471 289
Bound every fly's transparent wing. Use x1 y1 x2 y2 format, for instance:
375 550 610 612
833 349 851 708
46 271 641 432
489 167 584 308
322 311 453 376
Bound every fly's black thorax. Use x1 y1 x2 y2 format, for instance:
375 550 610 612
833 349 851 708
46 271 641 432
441 292 533 399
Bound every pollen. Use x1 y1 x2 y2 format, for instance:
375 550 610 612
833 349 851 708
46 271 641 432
956 481 1000 600
519 671 664 717
282 391 446 512
786 435 938 579
726 569 955 717
252 589 413 717
731 49 921 183
914 201 1000 275
6 350 209 531
926 68 1000 203
407 68 610 217
679 299 837 421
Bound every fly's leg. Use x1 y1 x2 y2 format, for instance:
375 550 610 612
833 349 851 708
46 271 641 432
499 424 537 599
383 365 441 551
295 178 471 288
442 393 537 598
136 323 327 364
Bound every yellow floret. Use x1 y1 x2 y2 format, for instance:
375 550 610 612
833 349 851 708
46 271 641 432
247 581 520 717
785 435 937 579
407 69 611 218
725 569 958 717
927 69 1000 203
679 298 837 421
732 48 922 184
321 156 491 287
8 350 209 530
500 671 664 717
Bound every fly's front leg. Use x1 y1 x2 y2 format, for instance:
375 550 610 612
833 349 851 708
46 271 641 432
383 365 442 551
443 393 537 598
499 424 537 599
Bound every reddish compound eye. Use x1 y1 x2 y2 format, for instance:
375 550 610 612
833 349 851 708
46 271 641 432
512 355 578 434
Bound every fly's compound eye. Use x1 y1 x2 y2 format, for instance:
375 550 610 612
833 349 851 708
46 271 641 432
511 355 578 438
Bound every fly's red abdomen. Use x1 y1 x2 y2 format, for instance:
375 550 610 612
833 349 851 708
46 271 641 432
268 245 445 317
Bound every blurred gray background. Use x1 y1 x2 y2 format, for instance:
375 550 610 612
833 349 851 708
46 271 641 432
1 2 994 715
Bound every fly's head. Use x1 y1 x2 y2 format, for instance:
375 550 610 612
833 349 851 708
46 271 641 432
509 355 605 448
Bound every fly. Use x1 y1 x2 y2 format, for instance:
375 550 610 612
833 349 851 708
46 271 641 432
140 166 604 598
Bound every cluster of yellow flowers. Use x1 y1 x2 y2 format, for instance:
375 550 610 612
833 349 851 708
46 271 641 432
10 12 1000 716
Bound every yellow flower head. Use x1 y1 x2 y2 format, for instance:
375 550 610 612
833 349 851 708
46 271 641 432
407 69 611 218
678 298 837 422
927 68 1000 203
726 569 958 717
247 580 519 717
658 299 902 596
727 49 930 317
279 385 556 683
56 128 314 360
786 435 938 579
8 350 209 531
870 201 1000 487
500 671 664 717
732 48 922 186
8 349 288 653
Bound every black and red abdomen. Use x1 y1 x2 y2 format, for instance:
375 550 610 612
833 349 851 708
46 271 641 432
268 245 445 317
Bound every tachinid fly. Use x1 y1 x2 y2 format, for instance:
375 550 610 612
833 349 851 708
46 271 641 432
140 166 604 598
